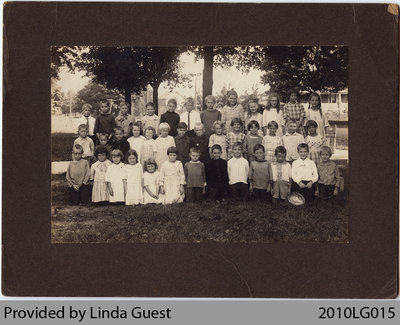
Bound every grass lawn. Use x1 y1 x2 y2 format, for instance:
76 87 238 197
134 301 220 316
52 133 77 161
51 174 349 244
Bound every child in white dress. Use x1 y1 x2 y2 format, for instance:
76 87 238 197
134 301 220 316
305 93 329 138
143 158 162 204
124 149 143 205
208 121 227 160
127 122 145 162
90 145 112 203
244 99 264 137
262 93 285 137
155 122 176 169
105 149 127 204
159 146 185 205
141 126 157 166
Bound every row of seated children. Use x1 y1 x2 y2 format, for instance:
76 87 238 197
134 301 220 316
66 140 340 206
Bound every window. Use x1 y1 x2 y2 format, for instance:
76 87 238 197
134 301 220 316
341 94 348 103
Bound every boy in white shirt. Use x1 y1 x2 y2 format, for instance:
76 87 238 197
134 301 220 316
180 97 201 137
291 143 318 202
282 119 305 163
75 104 96 142
227 142 249 201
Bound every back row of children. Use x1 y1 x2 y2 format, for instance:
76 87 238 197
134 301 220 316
73 89 329 166
67 89 340 206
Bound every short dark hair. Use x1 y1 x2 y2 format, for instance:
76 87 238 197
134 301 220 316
145 102 155 108
306 119 318 128
167 146 178 155
247 120 260 131
73 144 84 153
189 147 200 154
253 144 265 153
177 122 188 130
211 144 222 152
267 120 279 128
94 145 109 158
125 149 138 161
297 143 309 152
275 145 286 156
230 117 243 127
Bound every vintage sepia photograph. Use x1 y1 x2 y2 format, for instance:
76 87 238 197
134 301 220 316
51 46 349 244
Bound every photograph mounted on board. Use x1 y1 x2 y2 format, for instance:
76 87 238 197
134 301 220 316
51 46 349 244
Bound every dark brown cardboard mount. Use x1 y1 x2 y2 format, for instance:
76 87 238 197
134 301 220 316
2 2 398 298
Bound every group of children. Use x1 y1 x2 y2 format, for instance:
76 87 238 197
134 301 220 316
65 89 341 206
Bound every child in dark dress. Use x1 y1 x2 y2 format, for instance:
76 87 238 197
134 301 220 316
94 101 116 144
159 98 180 137
111 126 130 157
174 122 191 166
189 123 211 165
205 144 229 201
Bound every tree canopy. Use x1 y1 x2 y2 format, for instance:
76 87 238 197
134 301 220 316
73 81 124 116
51 46 81 80
75 47 185 112
257 46 348 102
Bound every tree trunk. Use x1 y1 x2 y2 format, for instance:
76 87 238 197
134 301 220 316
124 88 132 112
202 46 214 110
151 81 161 115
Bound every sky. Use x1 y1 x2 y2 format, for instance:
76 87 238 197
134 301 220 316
54 51 270 98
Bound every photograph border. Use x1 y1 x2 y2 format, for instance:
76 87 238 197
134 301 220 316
3 2 398 298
